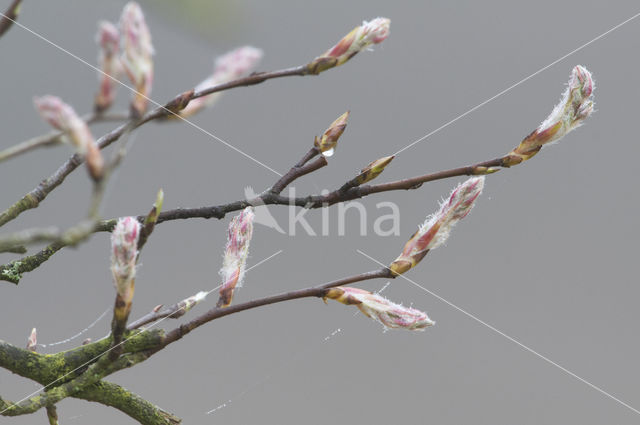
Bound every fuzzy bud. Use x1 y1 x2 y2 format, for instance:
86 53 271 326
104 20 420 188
180 46 263 118
314 111 350 157
34 95 104 180
389 177 485 275
94 20 122 112
218 207 255 308
26 328 37 352
506 65 595 165
174 291 208 317
111 216 141 304
325 287 434 331
120 2 154 118
307 17 390 74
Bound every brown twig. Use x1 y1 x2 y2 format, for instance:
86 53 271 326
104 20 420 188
0 64 317 229
162 268 391 346
270 151 326 194
0 156 506 283
0 112 129 164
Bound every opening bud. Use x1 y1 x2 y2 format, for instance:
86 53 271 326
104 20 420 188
307 17 391 74
120 1 154 118
26 328 37 352
179 46 263 118
34 95 104 180
389 176 485 275
325 287 434 331
218 207 255 308
94 20 122 112
111 216 141 304
507 65 595 165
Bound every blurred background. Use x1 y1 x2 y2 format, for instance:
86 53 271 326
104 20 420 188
1 1 640 424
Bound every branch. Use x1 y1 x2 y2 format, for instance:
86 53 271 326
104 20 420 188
76 381 180 425
45 405 58 425
0 350 149 416
0 112 128 164
0 156 505 284
0 63 316 229
162 268 391 346
270 147 324 194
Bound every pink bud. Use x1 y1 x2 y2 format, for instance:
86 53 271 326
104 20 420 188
218 207 255 308
508 65 595 164
26 328 37 352
34 95 104 180
119 2 154 117
180 46 263 118
95 20 122 112
307 17 390 74
325 287 434 331
111 217 141 302
390 177 485 275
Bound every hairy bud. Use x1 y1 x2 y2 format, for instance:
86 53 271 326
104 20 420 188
34 95 104 180
26 328 37 352
390 177 485 275
314 111 350 157
325 287 434 331
170 291 208 318
307 17 390 74
506 65 595 165
95 20 122 112
120 1 154 117
180 46 263 118
218 207 255 308
111 216 141 304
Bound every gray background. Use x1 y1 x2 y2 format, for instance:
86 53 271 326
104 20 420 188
1 1 639 424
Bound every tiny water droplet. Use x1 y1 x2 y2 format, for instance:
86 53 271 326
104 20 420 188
322 148 335 157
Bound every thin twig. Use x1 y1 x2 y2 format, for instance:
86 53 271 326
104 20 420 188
0 64 316 229
0 112 129 164
162 268 392 346
270 152 327 194
0 156 506 283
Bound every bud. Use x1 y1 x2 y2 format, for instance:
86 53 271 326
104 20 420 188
171 291 208 318
389 176 485 275
314 111 350 157
324 287 434 331
33 95 104 180
111 216 141 305
94 20 122 112
26 328 37 352
506 65 595 166
307 17 390 74
179 46 263 118
218 207 255 308
352 155 394 185
119 2 154 118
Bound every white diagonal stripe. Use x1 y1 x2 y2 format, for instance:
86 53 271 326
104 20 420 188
0 13 283 177
356 249 640 417
393 11 640 156
0 249 283 415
